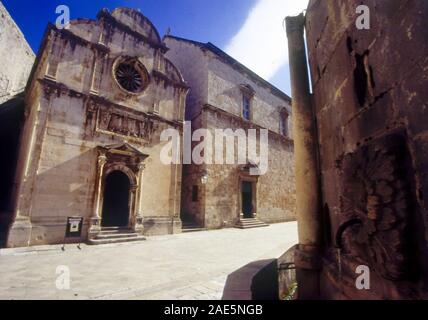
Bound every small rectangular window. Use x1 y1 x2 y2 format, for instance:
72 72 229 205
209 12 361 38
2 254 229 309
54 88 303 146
280 112 289 136
192 185 198 202
243 95 251 120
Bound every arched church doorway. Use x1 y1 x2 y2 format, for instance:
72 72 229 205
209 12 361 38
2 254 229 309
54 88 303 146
101 170 130 227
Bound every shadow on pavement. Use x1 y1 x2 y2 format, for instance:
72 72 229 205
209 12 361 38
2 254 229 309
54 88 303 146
222 259 279 300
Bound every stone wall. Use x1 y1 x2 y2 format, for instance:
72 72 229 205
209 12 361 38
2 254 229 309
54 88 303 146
202 108 295 228
166 36 296 228
0 1 35 246
163 37 208 121
164 36 293 139
0 1 34 105
206 52 292 138
180 114 206 226
305 0 428 299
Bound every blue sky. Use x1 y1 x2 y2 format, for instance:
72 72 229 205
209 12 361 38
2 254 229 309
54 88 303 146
2 0 308 95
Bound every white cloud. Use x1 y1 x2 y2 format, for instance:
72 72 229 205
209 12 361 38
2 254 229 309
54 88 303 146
225 0 309 81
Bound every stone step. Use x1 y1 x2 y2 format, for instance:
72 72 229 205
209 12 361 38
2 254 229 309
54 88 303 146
101 226 130 230
238 220 267 224
88 235 146 245
182 223 200 228
238 219 268 223
235 218 269 229
182 227 207 233
238 221 268 226
235 224 269 229
88 227 145 245
181 221 206 233
95 232 139 240
99 228 133 235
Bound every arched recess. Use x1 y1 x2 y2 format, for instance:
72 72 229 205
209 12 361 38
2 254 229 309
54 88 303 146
101 170 131 227
104 163 137 188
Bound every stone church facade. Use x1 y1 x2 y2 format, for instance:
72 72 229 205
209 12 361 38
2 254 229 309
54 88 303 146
1 6 295 247
287 0 428 299
6 8 188 247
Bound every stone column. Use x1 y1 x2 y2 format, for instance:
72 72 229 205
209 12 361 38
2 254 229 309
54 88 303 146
88 153 107 238
129 185 137 227
134 162 146 234
286 13 322 299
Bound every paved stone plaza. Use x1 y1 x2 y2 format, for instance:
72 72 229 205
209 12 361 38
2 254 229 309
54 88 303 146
0 222 297 300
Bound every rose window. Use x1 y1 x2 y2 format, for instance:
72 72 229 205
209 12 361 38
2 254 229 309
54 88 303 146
114 58 149 94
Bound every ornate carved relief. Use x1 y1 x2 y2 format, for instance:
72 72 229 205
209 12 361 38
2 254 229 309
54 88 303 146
337 133 416 281
85 98 157 143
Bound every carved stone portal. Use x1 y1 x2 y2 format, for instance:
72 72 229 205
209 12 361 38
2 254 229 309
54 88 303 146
88 142 149 239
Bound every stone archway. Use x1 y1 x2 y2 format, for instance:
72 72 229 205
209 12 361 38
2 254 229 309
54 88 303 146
101 170 131 227
88 142 149 240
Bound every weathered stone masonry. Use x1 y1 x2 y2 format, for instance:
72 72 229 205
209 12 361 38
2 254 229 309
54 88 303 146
7 8 188 247
1 5 297 247
165 36 296 229
287 0 428 299
0 1 35 105
0 1 35 246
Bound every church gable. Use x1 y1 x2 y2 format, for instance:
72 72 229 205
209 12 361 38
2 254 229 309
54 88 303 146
109 8 163 46
38 7 187 124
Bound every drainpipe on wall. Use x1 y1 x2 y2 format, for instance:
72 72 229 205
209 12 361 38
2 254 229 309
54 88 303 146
286 13 322 300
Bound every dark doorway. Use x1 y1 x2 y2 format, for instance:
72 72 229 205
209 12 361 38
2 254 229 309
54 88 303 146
101 171 130 227
242 181 253 218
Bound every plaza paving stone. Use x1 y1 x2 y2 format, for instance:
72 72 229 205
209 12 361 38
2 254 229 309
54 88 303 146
0 222 297 300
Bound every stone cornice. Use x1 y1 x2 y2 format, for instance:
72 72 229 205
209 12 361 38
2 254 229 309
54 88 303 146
38 78 183 129
202 103 294 145
48 23 110 55
152 70 189 90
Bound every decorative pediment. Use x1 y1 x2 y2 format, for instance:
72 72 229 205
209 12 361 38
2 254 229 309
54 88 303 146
99 142 149 160
239 161 261 177
239 84 255 97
